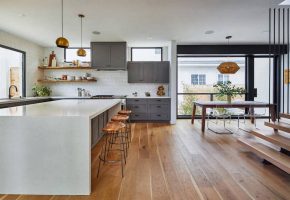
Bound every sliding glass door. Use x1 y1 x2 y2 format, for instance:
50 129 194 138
0 46 25 98
177 57 246 118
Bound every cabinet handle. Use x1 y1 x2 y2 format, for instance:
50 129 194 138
157 106 161 108
135 114 139 117
134 106 139 108
135 100 139 102
157 100 161 101
157 114 161 117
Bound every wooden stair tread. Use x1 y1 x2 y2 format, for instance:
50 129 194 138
251 129 290 151
264 121 290 134
280 113 290 119
238 138 290 174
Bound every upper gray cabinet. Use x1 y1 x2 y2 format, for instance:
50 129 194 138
127 61 170 83
91 42 127 70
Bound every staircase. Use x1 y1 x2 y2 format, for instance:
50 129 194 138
238 113 290 174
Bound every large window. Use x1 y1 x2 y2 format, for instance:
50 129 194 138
65 48 91 62
191 74 206 85
131 47 162 61
0 45 25 98
177 57 246 116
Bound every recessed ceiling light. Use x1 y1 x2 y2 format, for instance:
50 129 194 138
205 30 215 35
147 37 153 40
280 0 290 5
18 14 26 17
92 31 101 35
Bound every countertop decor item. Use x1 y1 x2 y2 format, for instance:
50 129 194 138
145 92 151 97
157 85 165 96
217 36 240 74
77 14 86 57
55 0 69 48
213 81 245 103
32 84 52 97
48 51 56 67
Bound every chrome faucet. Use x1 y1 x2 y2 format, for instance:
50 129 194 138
9 85 18 99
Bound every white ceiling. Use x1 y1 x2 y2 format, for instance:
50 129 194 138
0 0 286 47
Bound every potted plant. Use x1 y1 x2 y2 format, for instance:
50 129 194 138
32 84 52 97
213 81 245 103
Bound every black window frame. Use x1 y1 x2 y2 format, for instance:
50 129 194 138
0 44 26 97
131 47 163 61
64 47 91 63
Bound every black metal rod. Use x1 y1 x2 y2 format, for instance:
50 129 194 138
269 8 272 121
283 8 285 113
288 8 290 113
278 8 280 118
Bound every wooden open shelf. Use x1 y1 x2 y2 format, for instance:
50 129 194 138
38 66 93 70
37 79 97 83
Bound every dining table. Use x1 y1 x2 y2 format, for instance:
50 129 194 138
191 101 276 132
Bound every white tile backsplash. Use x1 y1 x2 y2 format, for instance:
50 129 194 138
46 70 169 97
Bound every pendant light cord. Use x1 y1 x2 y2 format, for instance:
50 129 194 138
61 0 64 37
81 16 83 48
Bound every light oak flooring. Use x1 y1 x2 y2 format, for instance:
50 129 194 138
1 120 290 200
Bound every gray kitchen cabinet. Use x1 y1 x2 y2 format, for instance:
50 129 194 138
91 110 109 148
127 61 169 83
126 98 171 122
91 42 127 70
153 62 169 83
127 62 144 82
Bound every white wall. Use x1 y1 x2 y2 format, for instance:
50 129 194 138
0 30 44 96
168 41 177 124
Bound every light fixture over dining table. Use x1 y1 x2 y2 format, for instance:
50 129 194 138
217 36 240 74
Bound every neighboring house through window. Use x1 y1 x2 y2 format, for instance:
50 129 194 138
131 47 163 61
191 74 206 85
218 74 229 84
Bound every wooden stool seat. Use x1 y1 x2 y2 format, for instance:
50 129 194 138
111 114 129 122
118 110 132 115
102 121 126 133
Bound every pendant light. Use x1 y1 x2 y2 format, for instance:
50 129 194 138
77 14 86 57
55 0 69 48
217 36 240 74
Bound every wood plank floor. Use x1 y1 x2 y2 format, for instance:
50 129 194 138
1 120 290 200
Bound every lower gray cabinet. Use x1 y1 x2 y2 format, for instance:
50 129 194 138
126 98 171 122
91 110 109 147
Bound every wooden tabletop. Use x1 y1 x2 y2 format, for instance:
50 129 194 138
194 101 273 107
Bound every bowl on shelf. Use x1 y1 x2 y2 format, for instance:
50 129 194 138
67 76 75 81
87 77 96 81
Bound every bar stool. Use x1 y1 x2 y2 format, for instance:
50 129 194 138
118 109 132 141
97 121 126 178
111 114 130 150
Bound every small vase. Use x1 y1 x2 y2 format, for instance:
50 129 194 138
227 95 232 103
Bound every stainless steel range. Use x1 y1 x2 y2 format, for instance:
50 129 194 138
90 95 127 99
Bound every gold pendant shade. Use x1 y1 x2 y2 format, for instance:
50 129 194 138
217 62 240 74
77 48 86 57
56 37 69 48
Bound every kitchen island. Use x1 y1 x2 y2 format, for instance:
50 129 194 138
0 99 121 195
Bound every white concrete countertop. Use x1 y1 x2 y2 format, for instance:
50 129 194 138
126 96 171 99
0 99 121 119
0 99 122 195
